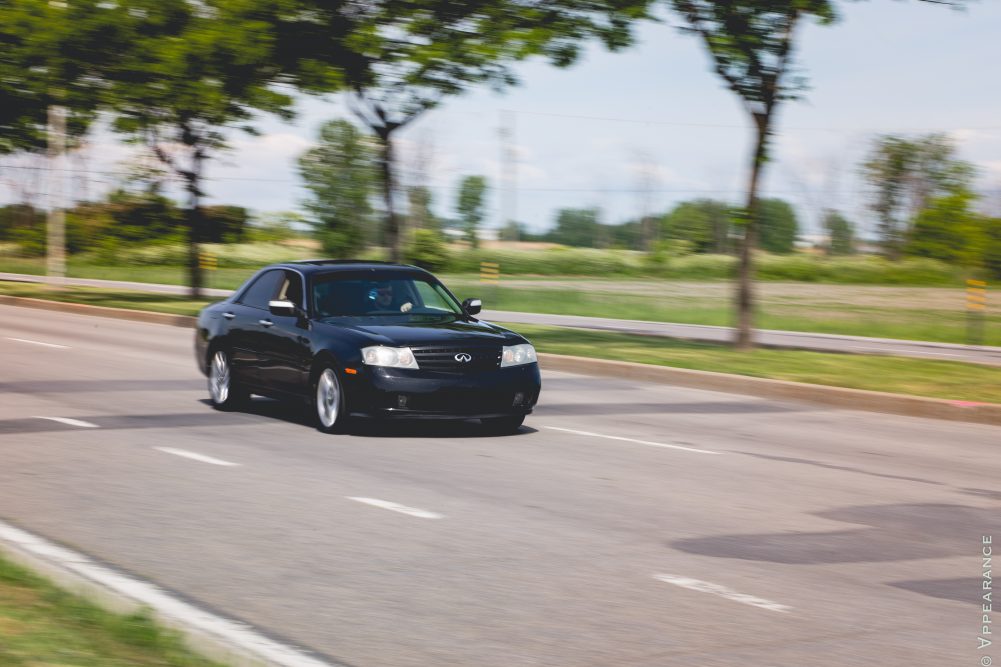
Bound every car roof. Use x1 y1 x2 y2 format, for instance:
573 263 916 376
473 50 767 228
276 260 428 275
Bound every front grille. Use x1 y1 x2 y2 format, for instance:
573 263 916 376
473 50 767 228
412 345 501 373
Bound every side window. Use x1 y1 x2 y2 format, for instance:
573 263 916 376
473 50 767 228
276 271 304 309
237 270 283 310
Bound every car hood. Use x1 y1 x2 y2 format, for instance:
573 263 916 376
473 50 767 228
334 317 519 347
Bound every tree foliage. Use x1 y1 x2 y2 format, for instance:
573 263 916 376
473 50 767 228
457 175 489 249
905 189 982 267
663 199 731 253
757 198 798 253
321 0 653 261
549 207 604 247
822 209 854 255
861 133 975 258
299 119 378 257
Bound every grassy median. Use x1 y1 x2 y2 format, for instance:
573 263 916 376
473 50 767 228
2 280 999 404
0 553 221 667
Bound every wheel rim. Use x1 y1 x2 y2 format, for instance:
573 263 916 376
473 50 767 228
316 369 340 428
209 351 230 404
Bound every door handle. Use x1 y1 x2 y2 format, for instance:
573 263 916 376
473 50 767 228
222 312 235 320
258 319 274 328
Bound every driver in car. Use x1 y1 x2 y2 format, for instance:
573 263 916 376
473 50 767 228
371 282 412 312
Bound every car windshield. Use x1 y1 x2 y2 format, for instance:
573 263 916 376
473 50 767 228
311 271 464 322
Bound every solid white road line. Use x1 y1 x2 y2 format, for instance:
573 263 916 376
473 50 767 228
0 519 336 667
654 574 792 613
154 447 239 467
347 497 443 520
32 416 99 428
5 336 69 349
543 426 720 455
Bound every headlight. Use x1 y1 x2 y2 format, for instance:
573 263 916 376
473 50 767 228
361 346 419 369
501 343 537 367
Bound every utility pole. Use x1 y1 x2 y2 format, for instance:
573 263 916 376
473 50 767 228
46 104 67 285
499 109 517 240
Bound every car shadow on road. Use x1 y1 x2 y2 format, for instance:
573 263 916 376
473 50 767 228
214 397 539 439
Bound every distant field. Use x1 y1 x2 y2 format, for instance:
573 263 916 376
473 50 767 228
0 278 997 402
2 261 996 345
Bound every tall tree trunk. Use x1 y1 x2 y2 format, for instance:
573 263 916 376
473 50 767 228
377 129 401 262
734 116 769 350
186 152 204 299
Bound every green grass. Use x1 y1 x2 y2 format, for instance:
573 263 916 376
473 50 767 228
507 323 1001 404
0 553 223 666
0 281 211 315
447 281 1001 347
1 280 997 404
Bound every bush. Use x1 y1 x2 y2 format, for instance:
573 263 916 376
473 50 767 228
404 230 450 271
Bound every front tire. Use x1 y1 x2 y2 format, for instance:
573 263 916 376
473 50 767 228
208 349 247 410
314 366 347 433
482 415 525 434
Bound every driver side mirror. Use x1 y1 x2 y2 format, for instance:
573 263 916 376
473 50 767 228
462 298 482 315
268 299 299 317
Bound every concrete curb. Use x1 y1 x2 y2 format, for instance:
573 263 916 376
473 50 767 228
0 519 338 667
3 294 999 427
539 353 1001 427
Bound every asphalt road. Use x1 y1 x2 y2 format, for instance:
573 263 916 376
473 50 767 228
1 303 999 666
4 271 1001 366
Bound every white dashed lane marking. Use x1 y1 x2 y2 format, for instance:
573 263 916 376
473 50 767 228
154 447 239 467
543 426 720 455
654 574 792 613
6 336 69 349
347 497 444 520
32 416 99 428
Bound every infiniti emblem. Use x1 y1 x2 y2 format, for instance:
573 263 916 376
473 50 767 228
454 353 472 362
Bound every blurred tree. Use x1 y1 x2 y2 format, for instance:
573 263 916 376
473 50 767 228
670 0 835 348
202 205 249 244
0 0 123 159
663 199 731 253
757 198 798 254
408 186 437 233
670 0 964 348
457 176 489 248
822 210 855 256
862 133 975 259
404 228 450 272
607 219 645 250
298 119 377 257
906 190 983 267
105 0 298 297
984 218 1001 281
311 0 653 262
549 208 602 247
499 220 529 242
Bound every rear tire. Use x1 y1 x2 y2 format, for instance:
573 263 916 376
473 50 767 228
313 366 347 433
482 415 525 434
208 349 248 410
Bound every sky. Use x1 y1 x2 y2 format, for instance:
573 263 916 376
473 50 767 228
3 0 1000 239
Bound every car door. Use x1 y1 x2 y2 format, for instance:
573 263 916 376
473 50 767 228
227 269 284 386
255 270 312 395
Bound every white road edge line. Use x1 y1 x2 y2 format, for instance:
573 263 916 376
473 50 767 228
347 497 443 520
5 336 69 349
154 447 239 467
32 416 99 429
0 519 336 667
543 426 720 455
654 574 792 613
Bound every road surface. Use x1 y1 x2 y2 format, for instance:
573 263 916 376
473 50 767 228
1 303 998 666
3 271 1000 366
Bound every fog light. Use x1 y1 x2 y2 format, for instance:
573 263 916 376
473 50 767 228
397 394 408 409
512 392 525 406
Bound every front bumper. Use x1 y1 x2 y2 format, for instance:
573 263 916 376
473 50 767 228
344 363 541 420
